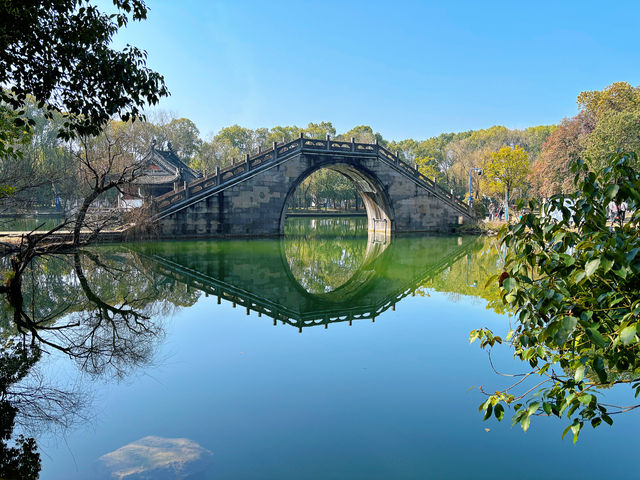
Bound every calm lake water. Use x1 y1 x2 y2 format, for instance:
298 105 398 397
0 215 65 231
6 217 640 479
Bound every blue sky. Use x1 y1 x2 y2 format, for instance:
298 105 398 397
110 0 640 141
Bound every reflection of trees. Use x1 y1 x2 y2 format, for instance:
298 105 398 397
0 341 41 480
284 218 368 294
0 339 84 480
0 246 201 477
1 248 200 375
417 237 508 314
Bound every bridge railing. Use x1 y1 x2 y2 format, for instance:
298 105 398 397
152 134 470 217
153 138 303 210
377 145 470 214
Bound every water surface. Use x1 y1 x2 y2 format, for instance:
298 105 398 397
4 217 640 479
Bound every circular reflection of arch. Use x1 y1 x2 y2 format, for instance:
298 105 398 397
278 162 395 237
281 225 390 303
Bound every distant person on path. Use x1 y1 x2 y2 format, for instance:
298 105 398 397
620 201 628 223
607 200 617 223
488 203 495 221
497 204 504 221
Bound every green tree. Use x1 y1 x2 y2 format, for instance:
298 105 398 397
266 125 302 145
584 110 640 169
161 118 202 160
532 82 640 199
577 82 640 120
303 122 336 139
0 103 31 163
337 125 385 145
0 0 168 139
472 151 640 442
415 156 443 182
481 145 529 202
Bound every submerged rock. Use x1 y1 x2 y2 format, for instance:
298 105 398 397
96 436 213 479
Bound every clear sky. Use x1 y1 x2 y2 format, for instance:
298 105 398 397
109 0 640 141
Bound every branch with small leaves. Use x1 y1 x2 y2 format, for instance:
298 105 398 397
471 151 640 442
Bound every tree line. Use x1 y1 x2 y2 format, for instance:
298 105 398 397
3 82 639 216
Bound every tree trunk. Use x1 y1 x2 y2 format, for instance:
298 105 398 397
73 190 100 247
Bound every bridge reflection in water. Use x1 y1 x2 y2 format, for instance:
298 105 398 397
131 231 481 332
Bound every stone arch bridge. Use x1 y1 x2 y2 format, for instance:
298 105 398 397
150 135 474 237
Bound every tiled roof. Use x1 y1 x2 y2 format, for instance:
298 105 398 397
136 144 203 186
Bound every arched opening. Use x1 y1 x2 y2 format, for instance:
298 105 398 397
280 163 393 297
279 162 394 237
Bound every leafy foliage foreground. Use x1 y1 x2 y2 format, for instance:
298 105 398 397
472 151 640 442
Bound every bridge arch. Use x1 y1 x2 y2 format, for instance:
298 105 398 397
279 160 395 235
150 136 474 237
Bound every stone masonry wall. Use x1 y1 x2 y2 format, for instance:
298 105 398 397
157 154 466 237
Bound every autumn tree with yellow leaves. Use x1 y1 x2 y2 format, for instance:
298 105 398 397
481 145 530 203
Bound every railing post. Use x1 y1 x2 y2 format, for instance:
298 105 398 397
273 141 278 159
351 137 355 152
246 153 251 172
258 145 262 153
184 181 189 199
216 166 220 185
326 133 330 150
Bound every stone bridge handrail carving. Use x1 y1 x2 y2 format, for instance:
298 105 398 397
151 135 472 221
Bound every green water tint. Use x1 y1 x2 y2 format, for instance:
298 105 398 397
284 215 370 295
8 218 639 479
0 216 65 232
127 232 504 329
6 219 505 337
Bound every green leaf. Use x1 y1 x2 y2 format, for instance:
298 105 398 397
600 257 614 273
502 277 516 292
585 258 600 278
494 403 505 421
604 184 619 201
556 316 578 345
620 324 637 346
571 422 582 444
483 403 493 421
578 394 594 405
626 248 640 263
520 414 531 432
593 356 608 383
613 267 628 279
587 328 609 349
484 274 499 289
573 270 586 283
574 365 586 382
